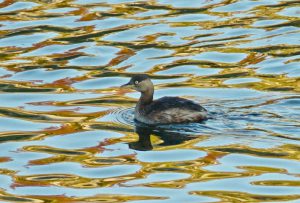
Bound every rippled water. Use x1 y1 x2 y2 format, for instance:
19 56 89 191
0 0 300 202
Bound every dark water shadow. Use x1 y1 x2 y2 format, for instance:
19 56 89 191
128 124 199 151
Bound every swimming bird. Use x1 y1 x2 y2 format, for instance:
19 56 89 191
121 74 207 125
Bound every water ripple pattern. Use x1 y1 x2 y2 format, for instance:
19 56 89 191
0 0 300 202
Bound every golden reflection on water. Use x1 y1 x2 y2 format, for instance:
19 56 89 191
0 0 300 202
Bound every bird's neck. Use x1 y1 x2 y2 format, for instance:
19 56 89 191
139 88 154 105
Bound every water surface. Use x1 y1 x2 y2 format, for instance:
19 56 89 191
0 0 300 202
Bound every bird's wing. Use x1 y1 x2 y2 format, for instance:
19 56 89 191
145 97 206 115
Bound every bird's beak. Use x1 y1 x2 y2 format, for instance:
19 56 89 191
120 81 133 88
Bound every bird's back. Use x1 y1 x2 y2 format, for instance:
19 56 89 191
138 97 207 124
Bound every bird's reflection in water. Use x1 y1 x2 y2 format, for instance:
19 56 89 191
128 125 198 151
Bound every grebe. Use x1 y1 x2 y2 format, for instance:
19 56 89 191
121 74 207 125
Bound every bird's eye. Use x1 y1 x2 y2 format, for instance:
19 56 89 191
135 81 139 84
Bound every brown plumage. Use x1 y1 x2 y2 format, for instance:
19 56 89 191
121 74 207 125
